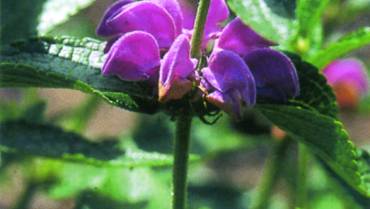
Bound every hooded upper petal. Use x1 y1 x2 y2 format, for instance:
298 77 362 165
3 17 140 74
204 0 229 38
97 1 176 49
153 0 183 35
159 34 196 102
202 49 256 117
102 31 160 81
244 49 299 101
96 0 133 36
217 18 275 57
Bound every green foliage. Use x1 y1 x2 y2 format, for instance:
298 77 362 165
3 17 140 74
295 0 329 38
0 36 159 113
228 0 296 45
0 121 180 167
309 27 370 68
286 54 338 118
258 105 370 197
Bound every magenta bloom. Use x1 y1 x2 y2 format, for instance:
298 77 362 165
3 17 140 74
201 18 299 117
97 0 300 117
323 58 369 109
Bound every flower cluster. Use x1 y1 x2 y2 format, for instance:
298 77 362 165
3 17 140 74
323 58 369 109
97 0 299 118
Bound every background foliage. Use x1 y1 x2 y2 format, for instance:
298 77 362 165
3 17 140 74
0 0 369 208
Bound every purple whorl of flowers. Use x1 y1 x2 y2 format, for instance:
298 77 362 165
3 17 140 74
97 0 299 118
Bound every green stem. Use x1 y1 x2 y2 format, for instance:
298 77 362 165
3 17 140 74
190 0 211 58
172 112 193 209
251 139 290 209
296 143 309 208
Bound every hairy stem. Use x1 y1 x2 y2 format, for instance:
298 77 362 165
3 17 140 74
190 0 211 58
172 112 193 209
251 139 290 209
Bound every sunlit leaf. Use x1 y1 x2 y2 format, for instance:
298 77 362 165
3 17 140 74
37 0 96 34
228 0 296 45
308 27 370 68
0 36 159 113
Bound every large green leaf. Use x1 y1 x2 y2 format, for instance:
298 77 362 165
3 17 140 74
0 36 159 113
0 121 178 167
228 0 296 45
257 105 370 197
37 0 96 34
283 53 338 118
309 27 370 68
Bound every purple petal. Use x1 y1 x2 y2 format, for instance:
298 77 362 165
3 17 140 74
102 31 160 81
177 0 196 30
217 18 275 57
96 0 133 36
153 0 183 35
202 49 256 117
203 50 255 99
99 1 176 49
159 34 196 102
204 0 229 40
323 58 369 96
244 49 299 101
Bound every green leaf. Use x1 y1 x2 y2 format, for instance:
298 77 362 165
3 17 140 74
37 0 96 34
0 36 159 113
284 53 338 118
295 0 329 38
257 105 370 197
308 27 370 68
0 121 179 167
228 0 296 44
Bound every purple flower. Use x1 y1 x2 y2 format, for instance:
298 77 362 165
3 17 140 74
97 0 300 117
159 34 196 102
323 58 369 109
202 50 256 117
201 18 299 118
102 31 160 81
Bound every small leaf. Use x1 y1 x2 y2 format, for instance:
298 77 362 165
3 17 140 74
308 27 370 68
295 0 330 38
228 0 296 44
258 105 370 197
0 121 181 167
0 36 159 113
37 0 96 34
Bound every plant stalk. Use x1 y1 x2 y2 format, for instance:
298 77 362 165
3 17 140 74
296 143 309 208
190 0 211 58
172 112 193 209
251 139 290 209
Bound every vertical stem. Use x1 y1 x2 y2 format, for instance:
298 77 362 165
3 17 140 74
296 143 309 208
172 112 193 209
172 0 209 208
190 0 211 58
251 139 290 209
